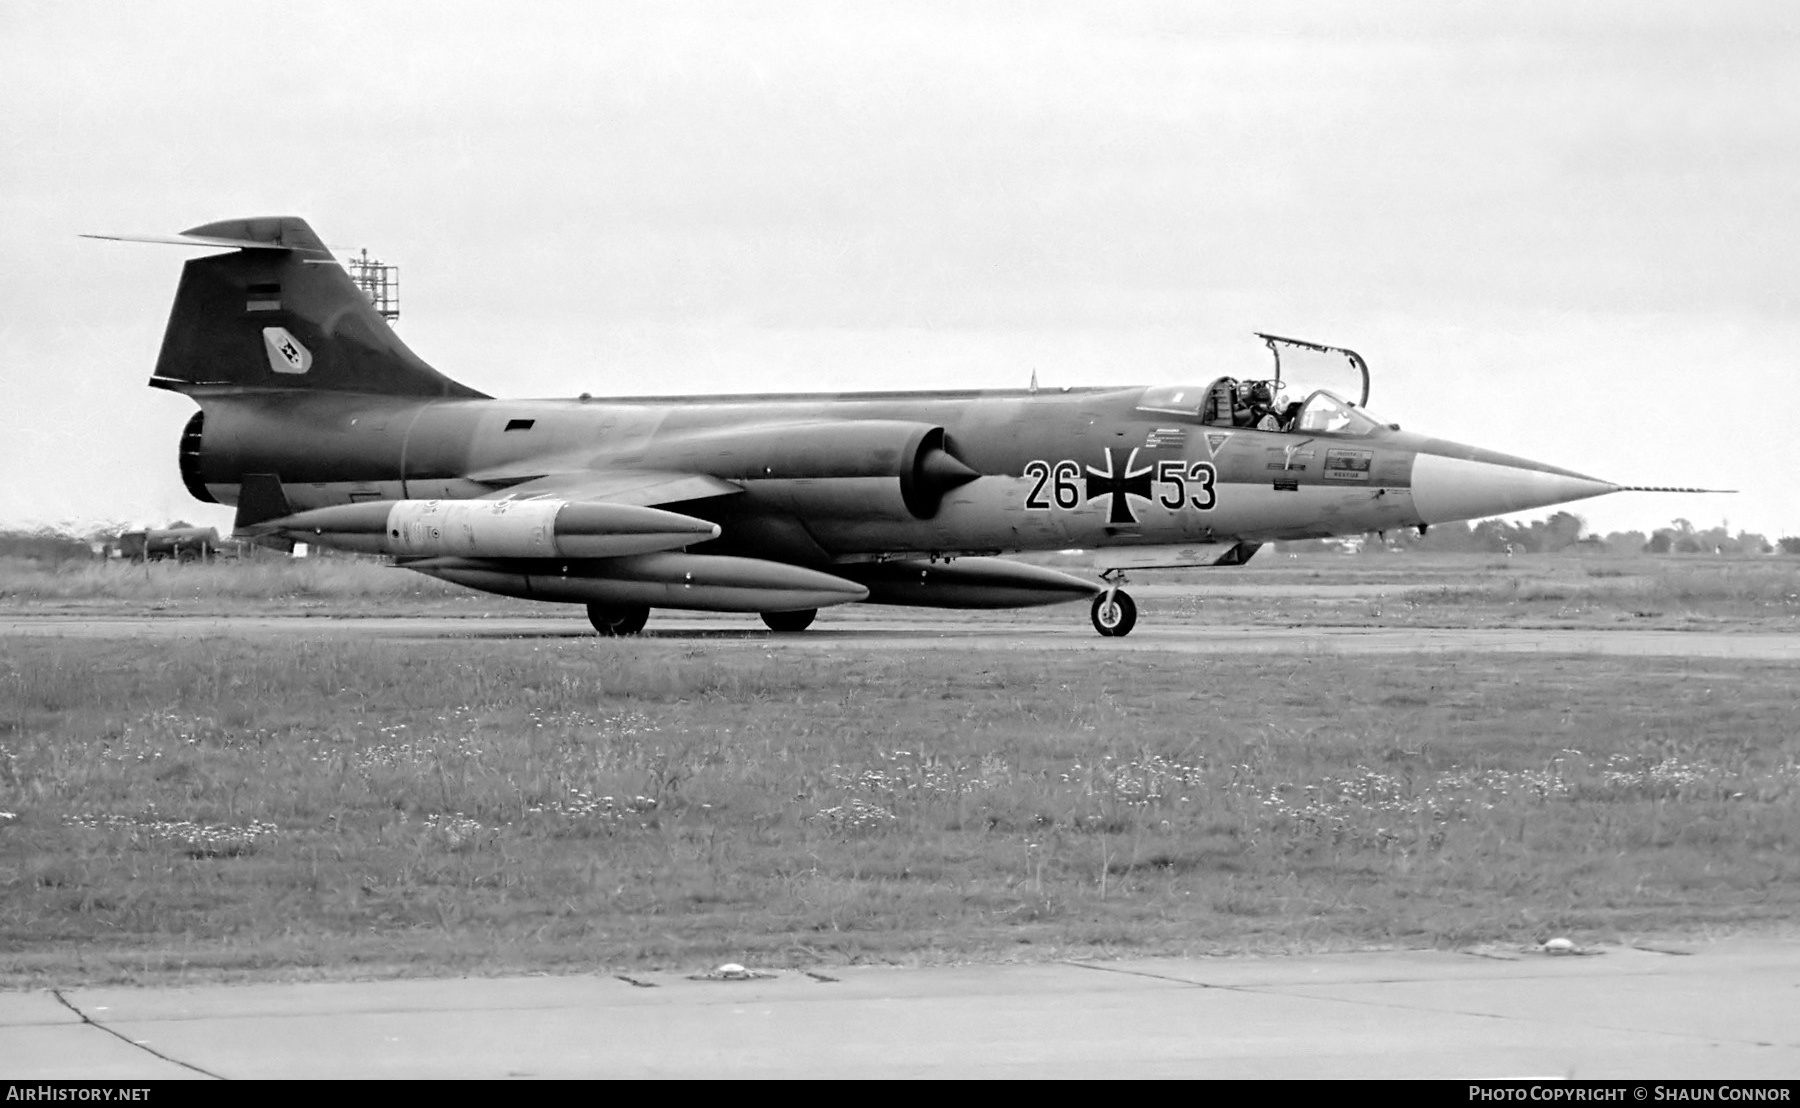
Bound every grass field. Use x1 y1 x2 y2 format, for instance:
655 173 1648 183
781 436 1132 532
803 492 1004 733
1150 552 1800 630
0 555 470 607
4 551 1795 631
3 622 1797 986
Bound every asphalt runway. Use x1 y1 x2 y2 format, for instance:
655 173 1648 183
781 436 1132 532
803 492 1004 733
7 941 1798 1078
5 611 1800 659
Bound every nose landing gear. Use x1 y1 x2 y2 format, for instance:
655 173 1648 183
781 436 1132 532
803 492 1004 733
587 603 650 636
1091 571 1137 637
760 608 818 633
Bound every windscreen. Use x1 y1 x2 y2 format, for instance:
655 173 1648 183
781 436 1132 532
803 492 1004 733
1294 390 1381 436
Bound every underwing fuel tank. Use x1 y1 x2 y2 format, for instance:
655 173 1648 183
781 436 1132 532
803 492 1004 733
403 553 870 613
835 558 1102 609
265 499 721 559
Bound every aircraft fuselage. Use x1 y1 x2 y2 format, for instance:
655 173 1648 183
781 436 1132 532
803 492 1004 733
111 215 1625 636
186 386 1602 567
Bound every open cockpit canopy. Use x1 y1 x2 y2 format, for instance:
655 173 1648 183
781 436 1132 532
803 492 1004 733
1256 333 1369 409
1135 333 1382 435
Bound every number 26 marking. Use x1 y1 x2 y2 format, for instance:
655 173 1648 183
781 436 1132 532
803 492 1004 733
1023 460 1082 510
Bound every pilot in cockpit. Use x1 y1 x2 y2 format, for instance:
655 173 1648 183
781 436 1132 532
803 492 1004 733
1240 380 1287 431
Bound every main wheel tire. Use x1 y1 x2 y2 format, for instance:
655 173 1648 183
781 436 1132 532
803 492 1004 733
1090 590 1137 637
761 608 817 633
587 603 650 636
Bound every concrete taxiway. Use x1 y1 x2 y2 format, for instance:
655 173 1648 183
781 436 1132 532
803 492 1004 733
4 612 1800 659
5 941 1797 1079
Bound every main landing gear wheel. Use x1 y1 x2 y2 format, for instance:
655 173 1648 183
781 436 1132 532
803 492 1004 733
587 603 650 636
1091 591 1137 637
760 608 817 633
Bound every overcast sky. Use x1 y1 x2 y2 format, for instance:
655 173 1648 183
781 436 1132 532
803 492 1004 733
3 1 1794 539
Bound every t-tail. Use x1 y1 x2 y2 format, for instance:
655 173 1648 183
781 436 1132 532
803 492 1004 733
95 217 486 400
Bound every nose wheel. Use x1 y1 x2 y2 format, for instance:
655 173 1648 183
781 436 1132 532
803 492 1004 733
1091 589 1136 637
587 603 650 636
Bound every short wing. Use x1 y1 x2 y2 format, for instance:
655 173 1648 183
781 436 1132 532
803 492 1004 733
477 468 744 508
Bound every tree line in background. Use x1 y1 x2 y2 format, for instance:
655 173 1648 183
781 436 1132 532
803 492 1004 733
0 523 250 566
0 530 98 564
1 518 1797 567
1281 513 1795 557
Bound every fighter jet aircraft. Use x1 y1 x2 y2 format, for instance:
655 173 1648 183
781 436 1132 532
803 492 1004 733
93 216 1652 637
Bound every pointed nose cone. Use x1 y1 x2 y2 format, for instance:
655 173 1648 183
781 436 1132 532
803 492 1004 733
1410 449 1616 525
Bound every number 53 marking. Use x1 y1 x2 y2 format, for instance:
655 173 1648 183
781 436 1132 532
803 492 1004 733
1156 460 1216 510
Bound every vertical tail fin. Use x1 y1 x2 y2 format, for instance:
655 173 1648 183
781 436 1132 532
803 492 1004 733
145 217 487 399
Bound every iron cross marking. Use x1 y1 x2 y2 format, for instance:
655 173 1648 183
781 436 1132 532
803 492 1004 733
1085 447 1154 524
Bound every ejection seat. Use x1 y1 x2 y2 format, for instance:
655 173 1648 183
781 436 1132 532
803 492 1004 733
1200 377 1239 427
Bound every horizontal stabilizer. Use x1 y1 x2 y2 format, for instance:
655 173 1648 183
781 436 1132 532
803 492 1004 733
82 232 297 252
85 216 336 258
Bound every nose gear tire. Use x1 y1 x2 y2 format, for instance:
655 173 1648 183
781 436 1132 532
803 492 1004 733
761 608 817 633
1091 590 1137 637
587 603 651 636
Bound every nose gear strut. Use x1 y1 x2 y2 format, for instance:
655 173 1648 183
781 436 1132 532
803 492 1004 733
1091 568 1137 637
